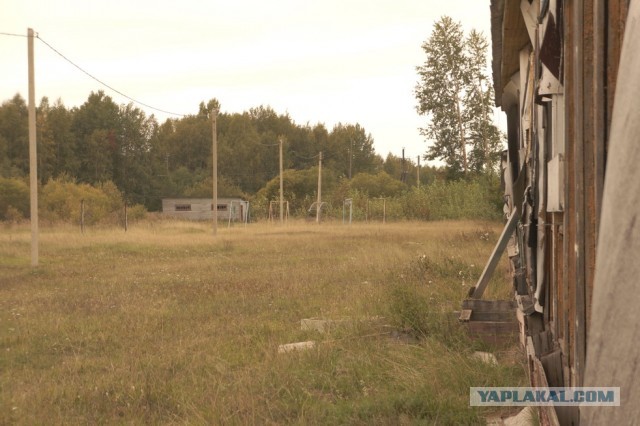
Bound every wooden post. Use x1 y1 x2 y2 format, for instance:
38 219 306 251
316 151 322 223
212 109 218 236
349 138 353 179
417 156 420 188
28 28 38 267
383 198 386 224
279 136 284 224
366 199 369 222
80 199 85 234
124 199 128 232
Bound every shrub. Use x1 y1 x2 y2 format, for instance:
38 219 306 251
41 178 124 225
125 203 147 222
386 280 467 347
349 171 407 198
0 177 29 220
399 177 502 221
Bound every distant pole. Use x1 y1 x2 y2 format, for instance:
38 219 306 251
401 148 407 183
316 151 322 223
124 199 128 232
279 136 284 224
417 156 421 188
383 198 386 224
349 138 353 179
366 199 369 222
80 199 85 234
28 28 38 267
212 109 218 236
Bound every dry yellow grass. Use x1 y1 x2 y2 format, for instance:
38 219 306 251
0 219 524 424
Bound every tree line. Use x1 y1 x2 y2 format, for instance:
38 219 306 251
0 91 444 213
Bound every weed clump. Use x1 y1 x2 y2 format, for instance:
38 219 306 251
385 255 468 347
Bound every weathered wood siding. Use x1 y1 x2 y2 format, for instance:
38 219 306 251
490 0 629 423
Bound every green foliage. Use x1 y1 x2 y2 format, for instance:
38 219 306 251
1 87 504 220
252 170 502 222
386 257 467 345
399 176 502 221
183 176 246 199
0 95 29 177
0 177 29 220
40 178 126 225
255 167 338 216
415 17 505 177
349 171 407 198
125 203 147 222
324 123 383 177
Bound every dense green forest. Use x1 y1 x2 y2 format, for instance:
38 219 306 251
0 92 448 212
0 89 504 223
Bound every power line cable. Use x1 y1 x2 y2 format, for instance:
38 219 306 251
0 31 28 38
3 30 187 117
36 34 186 117
290 151 320 160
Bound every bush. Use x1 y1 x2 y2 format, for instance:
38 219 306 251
251 171 503 222
399 177 502 221
41 178 124 225
125 203 147 222
387 280 466 344
0 177 29 220
349 171 407 198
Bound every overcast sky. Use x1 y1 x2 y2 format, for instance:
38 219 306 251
2 0 498 161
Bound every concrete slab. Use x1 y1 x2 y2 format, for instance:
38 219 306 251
277 341 316 354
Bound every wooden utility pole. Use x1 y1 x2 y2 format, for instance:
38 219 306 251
28 28 38 267
417 156 421 188
279 136 284 224
349 138 353 179
212 109 218 236
401 148 408 183
316 151 322 223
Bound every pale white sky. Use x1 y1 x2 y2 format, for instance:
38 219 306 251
1 0 499 161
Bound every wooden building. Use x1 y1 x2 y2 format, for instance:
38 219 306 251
162 198 248 222
482 0 636 423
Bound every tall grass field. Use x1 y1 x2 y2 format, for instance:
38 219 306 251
0 220 526 424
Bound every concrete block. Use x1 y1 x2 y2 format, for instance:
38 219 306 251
277 341 316 354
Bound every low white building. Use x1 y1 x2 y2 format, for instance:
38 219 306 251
162 198 249 222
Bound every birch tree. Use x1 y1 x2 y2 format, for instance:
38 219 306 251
415 17 503 178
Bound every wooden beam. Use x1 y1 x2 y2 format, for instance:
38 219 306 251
471 210 520 299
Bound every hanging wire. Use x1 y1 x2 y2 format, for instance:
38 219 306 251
0 31 28 37
6 31 187 117
290 150 320 160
